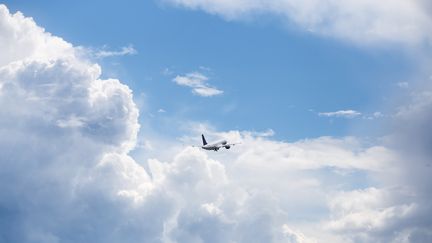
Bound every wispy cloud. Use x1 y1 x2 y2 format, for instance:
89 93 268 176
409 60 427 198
173 72 223 97
94 44 137 58
319 110 361 118
397 82 409 88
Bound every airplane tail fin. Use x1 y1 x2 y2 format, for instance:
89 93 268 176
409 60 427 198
201 134 207 145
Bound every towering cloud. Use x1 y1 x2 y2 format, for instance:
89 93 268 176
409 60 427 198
0 4 149 242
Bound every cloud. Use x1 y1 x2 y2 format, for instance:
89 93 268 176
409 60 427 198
93 44 137 58
320 77 432 241
397 82 409 89
318 110 361 118
0 5 150 242
281 225 316 243
173 72 223 97
163 129 398 242
2 3 432 243
0 5 74 66
162 0 432 46
156 94 432 242
373 111 384 118
362 111 385 120
326 188 418 239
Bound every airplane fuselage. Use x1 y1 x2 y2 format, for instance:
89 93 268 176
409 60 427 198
202 140 229 151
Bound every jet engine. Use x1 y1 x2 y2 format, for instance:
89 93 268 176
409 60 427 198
225 145 231 149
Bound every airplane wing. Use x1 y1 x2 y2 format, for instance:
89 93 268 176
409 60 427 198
217 142 241 148
226 143 241 146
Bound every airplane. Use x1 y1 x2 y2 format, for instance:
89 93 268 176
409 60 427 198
197 134 240 151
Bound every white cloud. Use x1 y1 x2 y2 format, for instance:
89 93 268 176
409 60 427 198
162 0 432 46
324 187 424 242
173 71 223 97
373 111 383 118
363 111 385 120
321 76 432 242
192 86 223 96
151 103 432 241
0 5 74 66
319 110 361 118
160 129 397 242
93 44 137 58
281 225 317 243
0 5 149 242
327 188 416 230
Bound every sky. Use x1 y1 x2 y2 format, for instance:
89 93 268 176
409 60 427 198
1 1 432 242
4 0 420 140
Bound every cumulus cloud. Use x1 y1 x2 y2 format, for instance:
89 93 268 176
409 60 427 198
0 4 147 242
162 0 432 46
326 188 419 241
0 5 74 66
168 129 399 242
320 78 432 241
318 109 361 118
168 105 432 242
173 72 223 97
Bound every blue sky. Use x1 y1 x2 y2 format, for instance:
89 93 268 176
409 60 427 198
5 0 419 140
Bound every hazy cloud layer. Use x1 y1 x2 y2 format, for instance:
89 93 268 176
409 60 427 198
162 0 432 46
1 4 432 243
